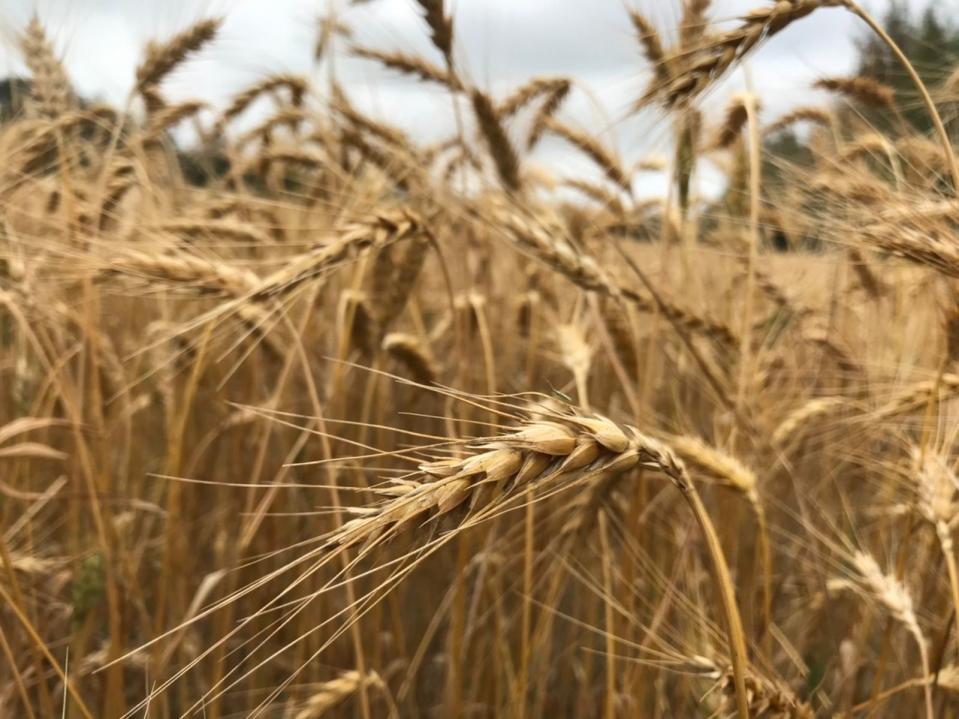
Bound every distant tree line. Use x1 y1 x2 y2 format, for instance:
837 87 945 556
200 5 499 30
765 1 959 168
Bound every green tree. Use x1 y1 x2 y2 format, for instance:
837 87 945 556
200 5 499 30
855 1 959 132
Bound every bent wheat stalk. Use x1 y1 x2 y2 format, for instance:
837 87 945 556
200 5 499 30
330 399 751 717
668 434 771 649
835 552 934 719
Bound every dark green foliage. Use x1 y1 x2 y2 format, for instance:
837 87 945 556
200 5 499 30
855 1 959 132
0 77 33 121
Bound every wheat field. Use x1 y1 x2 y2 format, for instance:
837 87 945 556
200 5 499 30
2 1 959 717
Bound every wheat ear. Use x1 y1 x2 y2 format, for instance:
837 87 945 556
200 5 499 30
135 18 221 101
20 16 73 118
470 89 522 192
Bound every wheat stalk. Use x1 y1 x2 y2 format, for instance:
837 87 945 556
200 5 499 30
20 17 73 119
145 219 272 246
367 232 429 334
351 47 461 90
541 117 631 192
765 106 832 135
470 89 522 192
686 655 814 718
414 0 454 64
815 75 896 108
844 551 934 719
668 434 772 645
218 74 308 130
255 209 427 301
135 18 221 101
498 77 569 120
382 332 437 384
290 670 384 719
142 100 207 141
331 404 689 549
628 10 670 86
772 396 847 447
713 94 754 150
654 1 843 107
493 206 739 349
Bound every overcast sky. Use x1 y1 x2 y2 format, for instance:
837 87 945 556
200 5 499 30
0 0 953 196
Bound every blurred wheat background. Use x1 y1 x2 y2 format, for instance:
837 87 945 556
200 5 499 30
2 1 959 717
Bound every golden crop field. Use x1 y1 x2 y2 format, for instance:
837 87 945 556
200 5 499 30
2 1 959 717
